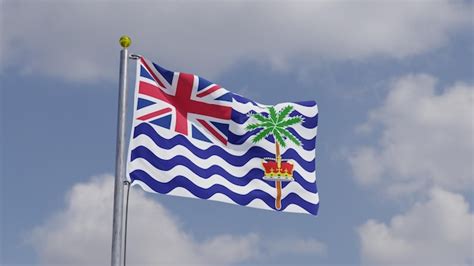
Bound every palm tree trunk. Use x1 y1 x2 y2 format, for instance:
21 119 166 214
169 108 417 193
275 180 282 210
275 141 281 167
275 141 282 210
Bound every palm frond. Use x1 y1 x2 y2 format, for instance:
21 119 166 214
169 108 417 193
252 112 271 123
277 116 302 128
273 129 286 148
277 105 294 123
245 122 275 131
245 123 261 131
252 127 273 143
268 106 278 122
277 127 301 147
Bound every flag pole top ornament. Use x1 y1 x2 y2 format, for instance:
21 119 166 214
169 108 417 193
119 35 131 48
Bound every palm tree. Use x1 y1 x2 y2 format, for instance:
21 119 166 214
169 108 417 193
246 105 303 210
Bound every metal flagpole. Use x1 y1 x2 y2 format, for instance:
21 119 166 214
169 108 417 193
122 180 131 266
111 35 131 266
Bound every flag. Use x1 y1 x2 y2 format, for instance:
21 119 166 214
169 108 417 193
127 56 319 215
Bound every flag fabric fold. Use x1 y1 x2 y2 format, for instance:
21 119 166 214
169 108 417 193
127 56 319 215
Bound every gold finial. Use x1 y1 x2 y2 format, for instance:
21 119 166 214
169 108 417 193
119 35 131 48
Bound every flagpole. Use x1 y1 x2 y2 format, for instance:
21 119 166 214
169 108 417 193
111 35 131 266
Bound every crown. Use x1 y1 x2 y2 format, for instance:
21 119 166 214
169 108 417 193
262 158 294 181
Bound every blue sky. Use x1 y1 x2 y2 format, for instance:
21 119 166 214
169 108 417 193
1 1 473 265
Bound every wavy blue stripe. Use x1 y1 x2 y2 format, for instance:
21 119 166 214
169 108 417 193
131 146 317 193
130 170 318 215
134 123 316 170
292 100 317 107
286 128 316 151
232 94 260 106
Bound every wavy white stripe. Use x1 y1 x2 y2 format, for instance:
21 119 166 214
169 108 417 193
282 204 312 214
131 134 316 183
226 141 317 161
129 158 318 203
232 94 268 107
140 122 317 160
128 158 314 197
131 178 319 214
229 122 317 141
232 101 318 118
133 132 316 163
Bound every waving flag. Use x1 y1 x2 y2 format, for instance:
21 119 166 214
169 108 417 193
127 57 319 215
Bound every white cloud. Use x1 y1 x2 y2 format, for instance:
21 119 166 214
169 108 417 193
350 74 474 265
29 174 325 265
349 74 474 197
358 188 474 266
1 0 471 82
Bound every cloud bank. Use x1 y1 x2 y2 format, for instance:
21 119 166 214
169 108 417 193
29 174 325 265
358 188 474 266
349 74 474 197
349 73 474 265
2 0 471 82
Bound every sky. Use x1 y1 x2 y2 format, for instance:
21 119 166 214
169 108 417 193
1 0 473 265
